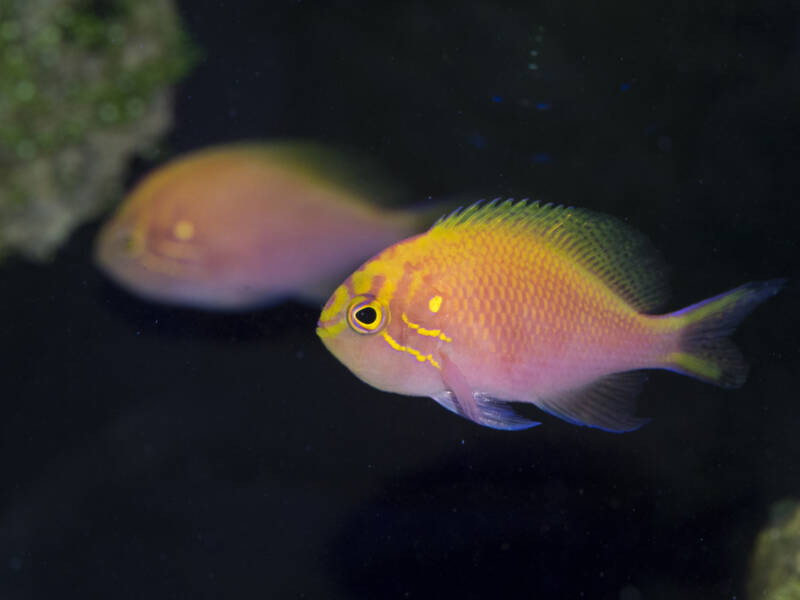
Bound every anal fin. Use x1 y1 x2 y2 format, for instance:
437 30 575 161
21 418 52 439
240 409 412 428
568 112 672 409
533 371 650 433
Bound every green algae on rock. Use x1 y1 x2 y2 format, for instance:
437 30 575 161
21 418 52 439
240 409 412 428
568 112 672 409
0 0 196 261
748 499 800 600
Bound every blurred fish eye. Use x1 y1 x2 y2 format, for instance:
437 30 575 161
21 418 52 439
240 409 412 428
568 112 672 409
347 295 386 334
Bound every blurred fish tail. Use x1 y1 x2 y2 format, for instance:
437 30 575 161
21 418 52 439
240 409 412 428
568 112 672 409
663 279 786 387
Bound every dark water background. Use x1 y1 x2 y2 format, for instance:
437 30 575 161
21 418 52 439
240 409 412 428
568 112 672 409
2 2 798 598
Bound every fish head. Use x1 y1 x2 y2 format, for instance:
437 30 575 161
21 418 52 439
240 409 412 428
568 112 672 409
316 282 399 394
93 175 226 307
316 240 444 396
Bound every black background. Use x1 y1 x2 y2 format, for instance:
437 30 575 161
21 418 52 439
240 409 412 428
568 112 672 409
1 1 798 598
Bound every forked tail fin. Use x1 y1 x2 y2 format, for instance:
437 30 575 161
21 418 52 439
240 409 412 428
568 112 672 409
664 279 785 387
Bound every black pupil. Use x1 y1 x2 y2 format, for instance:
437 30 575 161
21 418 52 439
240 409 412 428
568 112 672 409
355 306 377 325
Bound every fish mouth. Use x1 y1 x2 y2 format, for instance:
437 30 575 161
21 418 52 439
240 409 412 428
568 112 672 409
94 220 146 264
94 222 205 287
316 318 347 340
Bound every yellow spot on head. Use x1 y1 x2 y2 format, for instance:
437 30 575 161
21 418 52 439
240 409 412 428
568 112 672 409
428 295 442 313
173 220 195 241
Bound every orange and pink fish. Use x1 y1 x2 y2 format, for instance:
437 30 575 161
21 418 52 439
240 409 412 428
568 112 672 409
94 142 428 310
317 200 784 432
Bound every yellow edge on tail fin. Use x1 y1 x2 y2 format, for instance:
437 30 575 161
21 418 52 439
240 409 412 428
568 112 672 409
665 351 722 383
664 279 785 388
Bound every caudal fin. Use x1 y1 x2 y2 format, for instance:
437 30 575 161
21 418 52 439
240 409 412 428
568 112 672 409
665 279 785 388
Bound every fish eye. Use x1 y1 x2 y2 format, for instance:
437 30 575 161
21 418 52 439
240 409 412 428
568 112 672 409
347 295 387 334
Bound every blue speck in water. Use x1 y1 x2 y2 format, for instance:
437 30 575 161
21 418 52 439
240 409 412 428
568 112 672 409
536 102 552 111
468 133 487 149
491 95 503 103
532 152 552 164
620 82 631 91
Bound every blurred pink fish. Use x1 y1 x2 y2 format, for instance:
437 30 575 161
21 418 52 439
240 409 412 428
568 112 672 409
94 142 426 310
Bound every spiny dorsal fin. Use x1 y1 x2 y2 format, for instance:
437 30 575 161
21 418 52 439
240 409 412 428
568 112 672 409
431 199 668 313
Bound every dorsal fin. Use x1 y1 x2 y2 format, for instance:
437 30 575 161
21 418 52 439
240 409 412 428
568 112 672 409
431 199 669 313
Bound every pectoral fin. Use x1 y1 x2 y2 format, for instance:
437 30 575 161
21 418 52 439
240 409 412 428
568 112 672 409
433 352 540 431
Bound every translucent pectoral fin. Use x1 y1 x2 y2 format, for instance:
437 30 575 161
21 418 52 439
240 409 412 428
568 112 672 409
533 371 651 433
431 391 541 431
433 352 541 431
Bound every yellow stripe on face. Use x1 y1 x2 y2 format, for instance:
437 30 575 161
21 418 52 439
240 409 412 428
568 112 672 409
320 286 349 323
381 331 441 370
401 313 452 342
351 259 398 301
317 319 347 340
351 270 373 295
156 239 202 261
140 251 203 279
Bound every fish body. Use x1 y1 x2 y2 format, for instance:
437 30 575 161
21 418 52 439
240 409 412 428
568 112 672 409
317 200 783 432
94 143 420 310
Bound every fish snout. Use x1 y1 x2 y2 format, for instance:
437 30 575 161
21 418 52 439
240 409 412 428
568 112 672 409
95 220 145 265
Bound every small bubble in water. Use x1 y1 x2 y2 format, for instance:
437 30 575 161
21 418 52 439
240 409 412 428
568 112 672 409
532 152 552 164
468 133 486 149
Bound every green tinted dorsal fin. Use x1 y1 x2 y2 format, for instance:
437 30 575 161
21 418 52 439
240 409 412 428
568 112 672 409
432 199 669 313
226 140 407 208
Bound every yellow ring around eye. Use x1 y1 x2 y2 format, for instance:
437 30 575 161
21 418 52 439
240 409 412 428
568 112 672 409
346 295 387 335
